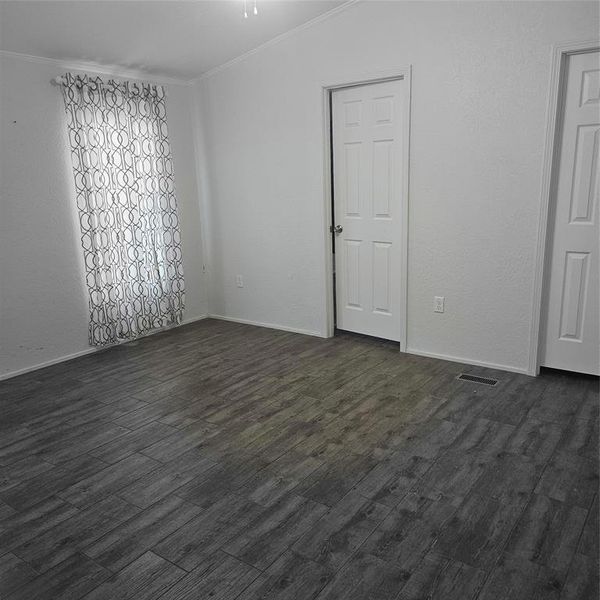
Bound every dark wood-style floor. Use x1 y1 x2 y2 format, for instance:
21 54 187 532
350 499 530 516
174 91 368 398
0 319 597 600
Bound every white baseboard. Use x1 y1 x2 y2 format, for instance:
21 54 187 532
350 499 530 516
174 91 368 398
206 317 531 375
0 314 209 382
405 346 531 376
181 314 210 326
208 314 326 338
1 316 531 382
0 347 99 382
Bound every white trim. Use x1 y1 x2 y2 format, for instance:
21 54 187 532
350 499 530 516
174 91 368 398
195 0 360 82
321 66 412 350
406 347 530 376
528 39 600 376
180 315 209 326
321 86 336 339
0 314 209 382
208 314 325 338
319 67 410 91
0 348 98 382
0 50 190 86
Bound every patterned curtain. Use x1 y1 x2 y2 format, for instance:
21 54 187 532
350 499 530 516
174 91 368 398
61 73 185 346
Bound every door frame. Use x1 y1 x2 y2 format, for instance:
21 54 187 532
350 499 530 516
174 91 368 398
320 66 412 349
529 40 600 376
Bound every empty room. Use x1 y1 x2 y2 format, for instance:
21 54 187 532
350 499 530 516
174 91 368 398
0 0 598 598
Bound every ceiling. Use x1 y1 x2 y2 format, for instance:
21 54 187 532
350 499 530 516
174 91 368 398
0 0 348 80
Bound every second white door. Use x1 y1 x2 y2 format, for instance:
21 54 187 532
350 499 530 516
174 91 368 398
332 79 407 343
541 51 599 375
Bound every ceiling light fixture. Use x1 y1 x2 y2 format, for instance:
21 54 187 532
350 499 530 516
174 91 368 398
243 0 258 18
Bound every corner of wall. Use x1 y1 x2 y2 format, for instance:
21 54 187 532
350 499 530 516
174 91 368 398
190 80 216 316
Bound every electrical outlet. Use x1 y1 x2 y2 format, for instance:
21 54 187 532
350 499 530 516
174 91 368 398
434 296 445 313
235 275 244 288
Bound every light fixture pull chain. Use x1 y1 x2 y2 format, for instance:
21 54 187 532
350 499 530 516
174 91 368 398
254 0 258 15
244 0 248 18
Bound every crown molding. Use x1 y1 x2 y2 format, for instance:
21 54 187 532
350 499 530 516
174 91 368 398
191 0 361 83
0 50 191 86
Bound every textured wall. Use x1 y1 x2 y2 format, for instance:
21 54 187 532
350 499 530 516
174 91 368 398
198 0 599 373
0 55 207 377
2 1 598 379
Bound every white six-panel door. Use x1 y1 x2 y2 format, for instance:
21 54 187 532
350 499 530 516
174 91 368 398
542 51 600 375
332 79 406 343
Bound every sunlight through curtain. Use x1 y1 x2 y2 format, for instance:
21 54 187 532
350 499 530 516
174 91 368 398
61 73 185 346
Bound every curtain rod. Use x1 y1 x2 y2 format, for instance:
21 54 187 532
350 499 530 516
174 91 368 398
51 74 165 88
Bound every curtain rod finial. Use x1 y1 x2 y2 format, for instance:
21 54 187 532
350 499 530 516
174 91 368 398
52 75 67 86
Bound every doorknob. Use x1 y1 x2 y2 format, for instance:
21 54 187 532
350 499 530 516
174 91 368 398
333 225 343 234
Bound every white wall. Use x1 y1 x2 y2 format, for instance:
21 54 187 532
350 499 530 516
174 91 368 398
0 54 208 378
1 1 598 379
198 0 599 373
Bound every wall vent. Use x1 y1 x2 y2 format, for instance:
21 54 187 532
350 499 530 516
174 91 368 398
457 373 499 386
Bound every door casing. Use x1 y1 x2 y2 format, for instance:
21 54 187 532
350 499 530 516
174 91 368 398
320 67 411 350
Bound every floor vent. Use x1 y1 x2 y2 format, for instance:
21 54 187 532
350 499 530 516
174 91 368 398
457 373 499 386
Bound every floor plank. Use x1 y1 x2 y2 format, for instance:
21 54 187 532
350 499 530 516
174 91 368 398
82 551 186 600
5 553 110 600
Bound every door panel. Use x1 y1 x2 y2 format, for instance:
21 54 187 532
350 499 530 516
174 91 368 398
569 125 598 223
559 252 589 340
344 239 362 309
372 242 392 314
343 143 361 216
542 51 600 375
332 79 406 343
